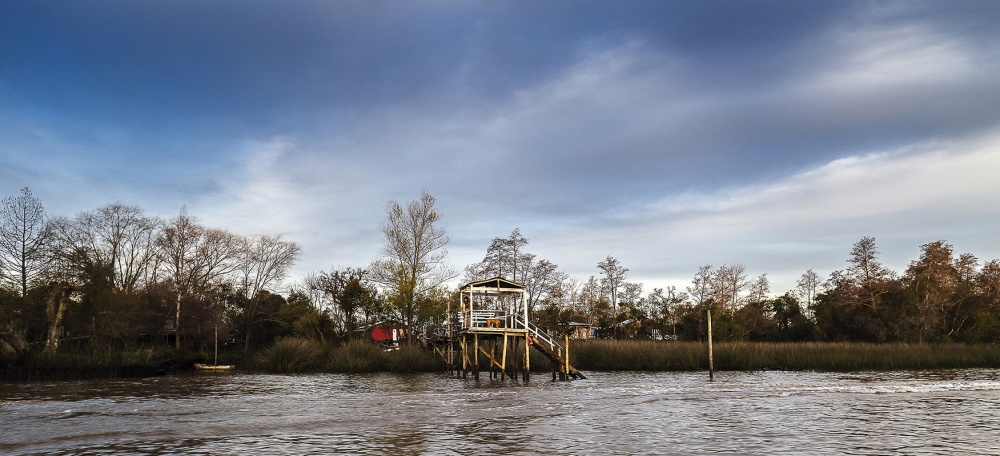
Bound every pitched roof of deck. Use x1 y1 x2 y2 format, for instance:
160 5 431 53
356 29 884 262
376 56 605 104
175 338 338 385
460 277 524 291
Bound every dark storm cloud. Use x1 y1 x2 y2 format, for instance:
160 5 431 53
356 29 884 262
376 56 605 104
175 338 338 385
2 0 999 292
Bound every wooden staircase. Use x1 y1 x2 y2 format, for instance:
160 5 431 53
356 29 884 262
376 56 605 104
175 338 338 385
513 315 587 380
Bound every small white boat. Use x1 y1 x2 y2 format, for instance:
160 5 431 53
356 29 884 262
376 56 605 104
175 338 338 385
194 363 235 371
195 321 234 371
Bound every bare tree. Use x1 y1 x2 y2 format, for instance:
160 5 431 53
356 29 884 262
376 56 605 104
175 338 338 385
298 272 331 312
796 269 821 320
370 190 455 344
521 256 567 314
507 228 529 283
579 275 605 327
466 229 567 315
657 286 687 339
713 263 748 315
235 235 300 300
156 210 241 349
597 255 628 337
847 236 895 311
57 203 162 293
747 273 771 307
234 234 300 348
687 264 714 307
560 276 584 317
0 187 50 295
463 228 530 283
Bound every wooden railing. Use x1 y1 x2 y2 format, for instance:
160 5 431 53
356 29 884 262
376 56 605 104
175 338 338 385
511 314 562 353
461 310 508 329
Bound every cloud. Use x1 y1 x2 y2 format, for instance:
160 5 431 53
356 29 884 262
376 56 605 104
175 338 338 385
548 128 1000 292
4 1 998 298
187 14 1000 293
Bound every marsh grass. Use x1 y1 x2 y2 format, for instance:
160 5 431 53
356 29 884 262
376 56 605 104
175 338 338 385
255 337 328 373
324 340 442 373
571 340 702 371
21 338 996 375
570 340 1000 372
326 339 385 373
19 343 160 368
383 345 442 373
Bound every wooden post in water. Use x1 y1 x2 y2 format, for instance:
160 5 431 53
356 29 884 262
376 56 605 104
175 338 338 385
524 295 530 382
214 322 219 366
501 332 508 381
461 334 468 379
707 307 714 381
474 333 480 380
565 335 570 379
524 332 531 382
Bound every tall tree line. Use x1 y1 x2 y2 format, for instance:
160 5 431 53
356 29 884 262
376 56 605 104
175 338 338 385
0 189 301 354
464 233 1000 344
7 185 1000 353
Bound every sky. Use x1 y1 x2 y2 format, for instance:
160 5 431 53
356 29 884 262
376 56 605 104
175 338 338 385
2 1 999 296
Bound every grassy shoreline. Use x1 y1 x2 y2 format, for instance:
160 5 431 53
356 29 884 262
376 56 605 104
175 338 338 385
570 340 1000 372
252 338 1000 373
7 339 1000 376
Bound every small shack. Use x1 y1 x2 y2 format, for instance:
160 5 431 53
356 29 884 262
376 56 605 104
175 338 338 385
366 321 407 346
557 321 593 340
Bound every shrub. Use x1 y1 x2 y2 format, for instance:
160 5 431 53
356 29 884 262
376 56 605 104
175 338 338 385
256 337 328 373
327 339 385 373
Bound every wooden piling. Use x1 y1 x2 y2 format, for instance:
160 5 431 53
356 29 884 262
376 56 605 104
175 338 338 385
523 333 530 382
565 335 570 377
707 307 714 382
474 333 480 380
501 332 508 380
461 334 468 379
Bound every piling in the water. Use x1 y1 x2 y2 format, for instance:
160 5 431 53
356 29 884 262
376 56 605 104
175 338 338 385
707 308 714 382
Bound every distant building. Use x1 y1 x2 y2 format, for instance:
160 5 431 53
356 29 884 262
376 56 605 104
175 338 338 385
557 322 593 340
365 321 407 346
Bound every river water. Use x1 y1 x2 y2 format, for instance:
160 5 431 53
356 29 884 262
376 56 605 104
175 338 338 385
3 369 1000 455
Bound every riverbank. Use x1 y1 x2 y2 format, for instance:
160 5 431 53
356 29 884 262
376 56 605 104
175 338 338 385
570 340 1000 372
250 338 1000 374
5 339 999 380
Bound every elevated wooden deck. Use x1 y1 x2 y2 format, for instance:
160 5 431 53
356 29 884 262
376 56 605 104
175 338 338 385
443 277 585 381
440 315 585 381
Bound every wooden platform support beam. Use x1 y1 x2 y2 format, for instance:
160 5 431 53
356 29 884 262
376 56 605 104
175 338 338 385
565 335 570 379
461 334 468 379
473 333 480 380
501 333 508 380
523 332 530 382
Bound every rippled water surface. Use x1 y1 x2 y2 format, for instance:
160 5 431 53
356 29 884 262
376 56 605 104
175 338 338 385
3 369 1000 455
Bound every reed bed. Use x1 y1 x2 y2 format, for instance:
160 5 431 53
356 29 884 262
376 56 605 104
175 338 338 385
382 345 442 373
21 339 999 375
325 339 386 373
255 337 328 373
570 340 1000 372
18 344 159 368
256 338 443 374
571 340 703 371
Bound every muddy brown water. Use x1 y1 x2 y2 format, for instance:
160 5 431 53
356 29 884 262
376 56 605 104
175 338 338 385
3 370 1000 455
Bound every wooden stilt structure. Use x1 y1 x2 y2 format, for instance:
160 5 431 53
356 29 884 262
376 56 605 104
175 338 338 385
438 277 586 382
